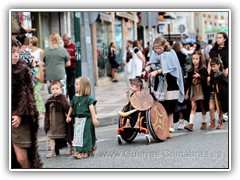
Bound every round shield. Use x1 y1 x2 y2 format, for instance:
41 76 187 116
130 90 154 111
146 101 169 141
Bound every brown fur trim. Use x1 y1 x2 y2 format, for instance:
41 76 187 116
12 61 43 168
44 94 69 133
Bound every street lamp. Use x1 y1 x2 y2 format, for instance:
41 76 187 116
165 15 175 42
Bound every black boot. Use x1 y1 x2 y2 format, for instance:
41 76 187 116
55 145 60 155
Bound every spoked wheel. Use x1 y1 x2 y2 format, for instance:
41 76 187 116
118 105 138 143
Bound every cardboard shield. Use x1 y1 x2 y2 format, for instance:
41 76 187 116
130 90 154 111
146 101 169 141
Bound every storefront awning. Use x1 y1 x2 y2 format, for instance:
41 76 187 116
99 12 113 22
205 27 228 33
164 12 177 19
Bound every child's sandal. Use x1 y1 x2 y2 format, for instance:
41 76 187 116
71 150 78 156
74 152 88 159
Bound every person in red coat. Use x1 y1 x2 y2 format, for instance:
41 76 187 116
63 33 76 101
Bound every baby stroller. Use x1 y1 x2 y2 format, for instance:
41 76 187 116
117 85 169 145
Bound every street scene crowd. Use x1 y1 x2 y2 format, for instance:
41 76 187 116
11 12 229 169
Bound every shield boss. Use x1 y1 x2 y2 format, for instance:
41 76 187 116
130 90 154 111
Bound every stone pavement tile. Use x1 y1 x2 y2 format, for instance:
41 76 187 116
96 105 119 114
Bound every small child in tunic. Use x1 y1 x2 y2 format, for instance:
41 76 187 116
66 77 100 159
123 77 143 128
208 57 228 129
44 81 70 158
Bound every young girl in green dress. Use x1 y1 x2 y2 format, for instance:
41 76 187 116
66 77 99 159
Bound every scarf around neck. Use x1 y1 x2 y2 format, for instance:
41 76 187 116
147 49 185 102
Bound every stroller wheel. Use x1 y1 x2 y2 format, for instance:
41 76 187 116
145 135 151 144
117 135 123 145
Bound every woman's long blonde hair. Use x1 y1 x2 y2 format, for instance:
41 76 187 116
48 33 64 49
75 76 92 96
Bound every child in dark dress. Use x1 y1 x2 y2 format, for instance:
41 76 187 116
184 51 210 131
208 57 228 129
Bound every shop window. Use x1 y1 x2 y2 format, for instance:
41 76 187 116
96 22 110 78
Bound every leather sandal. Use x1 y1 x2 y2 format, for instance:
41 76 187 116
73 152 88 159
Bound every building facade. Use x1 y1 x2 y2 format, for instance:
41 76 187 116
194 11 229 42
13 11 138 86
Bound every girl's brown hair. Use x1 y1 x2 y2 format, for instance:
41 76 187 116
49 80 62 89
30 36 39 46
131 77 143 90
172 42 183 53
76 76 92 96
153 37 171 51
133 40 139 48
210 56 224 71
189 51 205 72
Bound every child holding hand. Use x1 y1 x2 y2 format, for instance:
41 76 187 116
44 81 71 158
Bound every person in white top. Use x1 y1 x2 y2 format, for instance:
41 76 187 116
29 36 44 66
204 39 213 63
132 40 145 78
123 40 134 80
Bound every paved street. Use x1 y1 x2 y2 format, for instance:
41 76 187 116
37 112 229 169
37 78 229 169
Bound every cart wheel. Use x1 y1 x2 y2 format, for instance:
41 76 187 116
117 135 123 145
145 135 151 144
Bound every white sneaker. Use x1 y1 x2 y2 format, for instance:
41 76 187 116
178 121 185 130
223 113 228 122
169 127 175 132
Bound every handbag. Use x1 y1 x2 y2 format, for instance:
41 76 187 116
36 62 45 83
